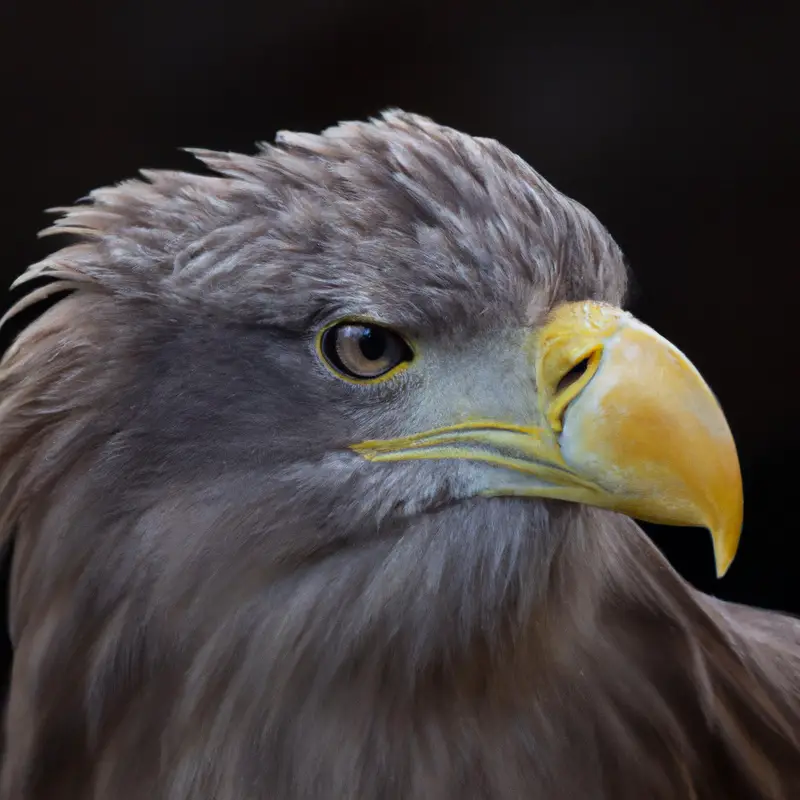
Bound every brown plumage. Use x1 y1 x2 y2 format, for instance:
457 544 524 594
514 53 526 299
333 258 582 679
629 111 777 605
0 111 797 799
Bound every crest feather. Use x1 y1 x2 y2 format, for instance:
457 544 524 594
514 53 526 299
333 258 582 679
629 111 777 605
3 109 627 337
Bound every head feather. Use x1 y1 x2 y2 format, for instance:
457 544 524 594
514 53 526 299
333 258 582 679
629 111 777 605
3 110 627 338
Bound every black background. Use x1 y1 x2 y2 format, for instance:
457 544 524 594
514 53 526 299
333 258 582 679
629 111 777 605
1 0 798 626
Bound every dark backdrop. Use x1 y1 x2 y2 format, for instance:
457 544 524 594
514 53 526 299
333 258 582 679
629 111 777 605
1 0 798 639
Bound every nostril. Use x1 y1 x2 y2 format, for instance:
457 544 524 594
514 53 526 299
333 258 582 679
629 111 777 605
556 357 591 395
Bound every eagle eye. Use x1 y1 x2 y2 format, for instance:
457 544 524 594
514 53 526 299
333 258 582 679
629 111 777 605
318 322 413 382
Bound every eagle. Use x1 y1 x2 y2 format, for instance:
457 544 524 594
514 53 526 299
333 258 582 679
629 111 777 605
0 111 797 800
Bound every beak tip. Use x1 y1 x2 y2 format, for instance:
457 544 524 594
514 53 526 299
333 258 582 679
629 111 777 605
711 527 741 579
715 558 732 580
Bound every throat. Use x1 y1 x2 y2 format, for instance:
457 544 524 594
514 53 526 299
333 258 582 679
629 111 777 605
277 499 613 696
253 503 739 797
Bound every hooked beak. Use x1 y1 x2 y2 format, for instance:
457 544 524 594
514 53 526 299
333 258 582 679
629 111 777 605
352 302 743 577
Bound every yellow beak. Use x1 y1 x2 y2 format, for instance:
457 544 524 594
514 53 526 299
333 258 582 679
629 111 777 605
352 302 743 577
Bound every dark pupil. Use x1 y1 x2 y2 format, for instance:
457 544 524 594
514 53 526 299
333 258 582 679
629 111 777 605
357 327 387 361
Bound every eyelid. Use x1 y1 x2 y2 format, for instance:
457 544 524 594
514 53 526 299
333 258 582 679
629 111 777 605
314 319 416 385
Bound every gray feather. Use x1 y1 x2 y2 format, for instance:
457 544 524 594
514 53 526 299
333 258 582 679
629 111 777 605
0 110 797 800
